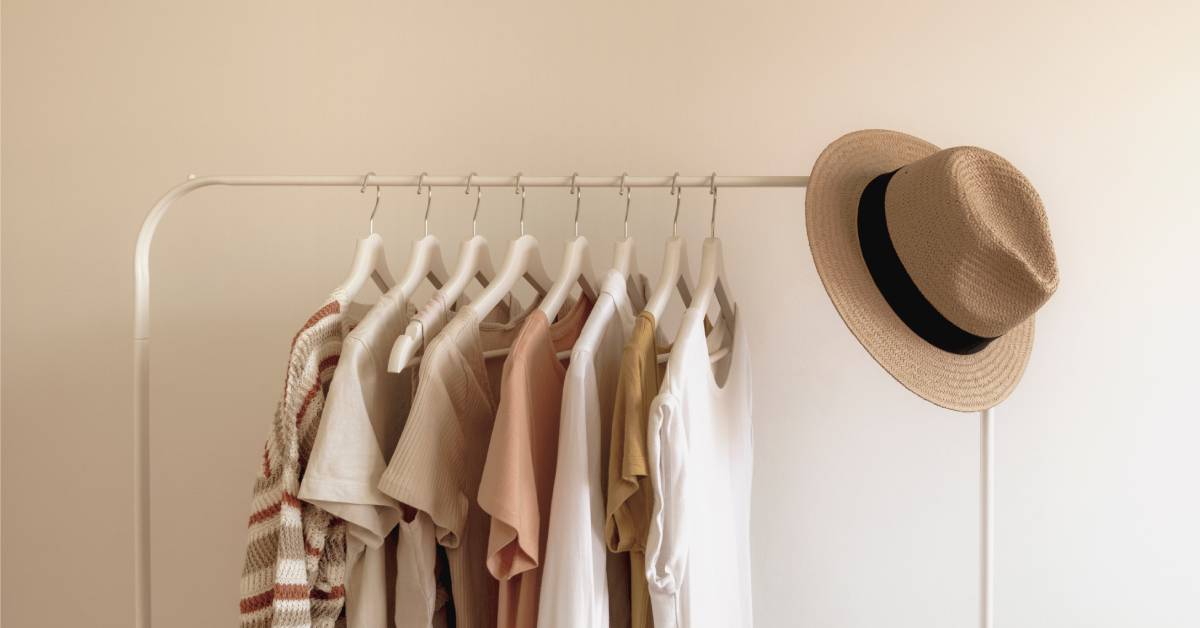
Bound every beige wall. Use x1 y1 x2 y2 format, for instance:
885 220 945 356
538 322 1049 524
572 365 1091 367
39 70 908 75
3 1 1199 626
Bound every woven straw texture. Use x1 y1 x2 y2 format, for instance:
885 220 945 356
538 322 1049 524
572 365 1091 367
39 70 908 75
886 146 1057 338
805 129 1051 411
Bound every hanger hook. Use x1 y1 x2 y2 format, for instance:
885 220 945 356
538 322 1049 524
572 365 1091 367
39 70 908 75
415 172 432 237
465 172 482 236
620 172 631 239
361 171 380 235
670 171 682 237
709 171 718 238
514 172 526 236
570 172 582 238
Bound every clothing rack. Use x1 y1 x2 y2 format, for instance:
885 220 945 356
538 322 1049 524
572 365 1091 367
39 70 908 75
131 172 994 628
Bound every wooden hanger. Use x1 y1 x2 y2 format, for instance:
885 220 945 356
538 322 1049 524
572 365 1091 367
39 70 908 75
611 173 646 304
466 173 553 321
391 173 449 299
643 172 697 322
689 175 736 325
388 175 494 373
538 174 599 321
334 173 396 302
672 236 734 367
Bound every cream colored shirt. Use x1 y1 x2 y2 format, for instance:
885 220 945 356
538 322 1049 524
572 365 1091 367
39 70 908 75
300 288 446 628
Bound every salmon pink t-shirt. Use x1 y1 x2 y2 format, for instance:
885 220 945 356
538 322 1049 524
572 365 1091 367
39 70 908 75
478 297 593 628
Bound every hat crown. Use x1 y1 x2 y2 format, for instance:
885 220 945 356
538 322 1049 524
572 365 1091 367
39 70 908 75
885 147 1059 338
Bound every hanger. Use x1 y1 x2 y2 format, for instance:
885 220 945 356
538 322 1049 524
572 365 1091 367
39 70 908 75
388 173 450 302
611 173 645 303
334 172 397 302
642 171 697 322
387 173 500 372
648 174 732 366
612 173 637 276
690 172 736 327
538 173 599 320
466 173 553 321
573 174 646 356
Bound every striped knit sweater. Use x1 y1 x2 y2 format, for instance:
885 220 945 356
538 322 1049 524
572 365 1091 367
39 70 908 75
240 296 354 628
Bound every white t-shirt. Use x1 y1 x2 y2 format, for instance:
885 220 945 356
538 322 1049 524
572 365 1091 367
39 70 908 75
300 287 444 628
537 271 646 628
645 306 753 628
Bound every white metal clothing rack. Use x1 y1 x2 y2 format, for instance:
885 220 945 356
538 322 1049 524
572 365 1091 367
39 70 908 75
131 172 995 628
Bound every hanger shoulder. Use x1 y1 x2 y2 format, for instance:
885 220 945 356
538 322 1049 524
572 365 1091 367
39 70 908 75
611 237 648 306
522 238 552 297
676 242 695 308
644 236 692 322
426 241 449 288
578 238 599 300
396 235 449 297
540 236 597 319
437 235 491 302
470 235 547 320
693 237 734 322
336 233 394 302
465 236 497 286
612 237 637 277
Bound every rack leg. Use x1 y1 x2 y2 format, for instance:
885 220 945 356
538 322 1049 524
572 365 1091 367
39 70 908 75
980 407 995 628
134 337 151 628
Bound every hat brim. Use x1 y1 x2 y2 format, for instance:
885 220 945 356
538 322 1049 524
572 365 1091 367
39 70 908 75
805 129 1034 412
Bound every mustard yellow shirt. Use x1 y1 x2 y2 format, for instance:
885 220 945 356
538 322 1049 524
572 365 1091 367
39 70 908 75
605 311 667 628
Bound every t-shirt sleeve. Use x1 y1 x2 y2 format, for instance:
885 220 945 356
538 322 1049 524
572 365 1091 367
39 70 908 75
477 352 539 580
644 392 688 597
299 342 403 548
377 348 470 548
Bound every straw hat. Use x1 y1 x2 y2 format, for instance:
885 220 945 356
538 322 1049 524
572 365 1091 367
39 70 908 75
806 130 1059 411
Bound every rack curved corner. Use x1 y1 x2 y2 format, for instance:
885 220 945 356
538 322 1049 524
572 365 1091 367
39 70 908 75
132 174 225 628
